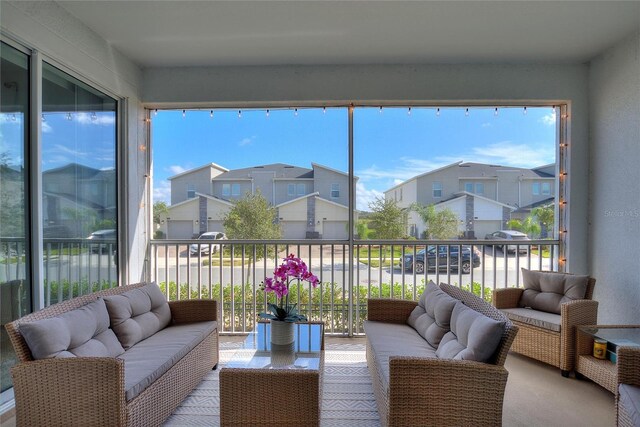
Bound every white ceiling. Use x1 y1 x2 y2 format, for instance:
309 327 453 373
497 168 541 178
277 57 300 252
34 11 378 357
58 1 640 68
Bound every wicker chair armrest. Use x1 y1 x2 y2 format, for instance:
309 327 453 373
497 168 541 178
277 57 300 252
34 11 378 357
561 299 599 330
617 346 640 387
169 299 218 323
492 288 524 309
388 357 508 424
367 298 417 324
11 357 126 426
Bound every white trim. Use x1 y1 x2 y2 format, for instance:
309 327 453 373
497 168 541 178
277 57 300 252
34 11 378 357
276 192 319 208
167 162 228 180
315 195 349 210
452 191 515 209
168 192 233 209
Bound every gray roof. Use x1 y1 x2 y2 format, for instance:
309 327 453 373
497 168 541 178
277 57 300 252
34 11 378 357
213 163 314 180
456 162 555 178
514 197 555 212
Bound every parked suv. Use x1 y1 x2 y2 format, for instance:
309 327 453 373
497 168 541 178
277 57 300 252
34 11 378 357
484 230 530 253
402 245 481 274
189 231 227 255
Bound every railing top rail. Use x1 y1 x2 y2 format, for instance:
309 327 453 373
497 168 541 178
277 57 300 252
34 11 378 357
150 238 560 245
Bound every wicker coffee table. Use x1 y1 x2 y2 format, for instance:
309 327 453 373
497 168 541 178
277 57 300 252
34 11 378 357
219 322 324 427
576 325 640 393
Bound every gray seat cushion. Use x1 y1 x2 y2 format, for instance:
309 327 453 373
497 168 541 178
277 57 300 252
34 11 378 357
20 298 124 359
406 280 457 347
104 283 172 349
119 321 217 401
502 307 561 332
364 320 437 391
436 301 505 362
520 269 589 314
618 384 640 427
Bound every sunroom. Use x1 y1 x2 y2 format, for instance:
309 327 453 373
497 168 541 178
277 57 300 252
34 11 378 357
1 1 639 426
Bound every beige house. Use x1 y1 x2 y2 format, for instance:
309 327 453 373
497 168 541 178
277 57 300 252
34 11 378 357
161 162 354 239
386 162 556 238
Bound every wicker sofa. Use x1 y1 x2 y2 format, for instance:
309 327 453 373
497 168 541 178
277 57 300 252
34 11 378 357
365 282 518 427
493 269 597 376
6 282 219 427
616 345 640 426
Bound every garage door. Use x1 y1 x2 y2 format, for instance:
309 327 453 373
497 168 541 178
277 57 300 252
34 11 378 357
281 221 307 239
323 221 348 239
207 220 225 233
473 220 503 240
167 220 194 239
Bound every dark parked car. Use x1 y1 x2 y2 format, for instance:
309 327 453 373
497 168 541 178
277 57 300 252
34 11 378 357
401 245 481 274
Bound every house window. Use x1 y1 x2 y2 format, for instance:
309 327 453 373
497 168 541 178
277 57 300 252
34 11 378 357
296 183 305 195
187 184 196 199
331 183 340 198
222 183 230 196
232 183 241 196
288 184 295 196
432 182 443 198
542 182 551 195
532 183 540 195
464 182 473 192
475 183 484 195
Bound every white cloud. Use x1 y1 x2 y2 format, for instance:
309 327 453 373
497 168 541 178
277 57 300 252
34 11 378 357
356 182 384 212
238 136 256 147
49 144 87 157
481 122 492 128
357 158 453 182
153 180 172 203
540 111 557 126
168 165 187 175
42 121 53 133
75 112 116 126
471 141 555 168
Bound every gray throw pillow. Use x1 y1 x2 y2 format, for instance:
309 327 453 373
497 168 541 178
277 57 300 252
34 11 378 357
104 283 171 349
20 298 124 359
406 281 457 348
519 269 589 314
435 301 505 362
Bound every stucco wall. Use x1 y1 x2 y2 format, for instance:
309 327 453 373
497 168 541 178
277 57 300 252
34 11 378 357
588 32 640 324
1 1 146 289
171 169 214 205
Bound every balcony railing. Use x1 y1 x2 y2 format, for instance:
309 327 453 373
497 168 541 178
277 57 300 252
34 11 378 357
0 237 118 306
148 238 560 336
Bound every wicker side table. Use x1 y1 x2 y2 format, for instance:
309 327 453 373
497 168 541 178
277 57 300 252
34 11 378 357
575 325 640 394
220 322 324 427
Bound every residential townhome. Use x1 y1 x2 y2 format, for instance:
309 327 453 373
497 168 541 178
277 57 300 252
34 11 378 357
385 161 555 238
161 162 355 239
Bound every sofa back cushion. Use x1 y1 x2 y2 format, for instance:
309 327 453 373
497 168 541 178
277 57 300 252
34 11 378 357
406 281 458 348
19 298 125 359
519 269 589 314
104 282 171 349
435 301 505 362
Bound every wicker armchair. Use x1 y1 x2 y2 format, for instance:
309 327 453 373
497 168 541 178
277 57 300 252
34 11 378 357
493 273 597 376
366 283 518 427
616 345 640 427
6 283 219 427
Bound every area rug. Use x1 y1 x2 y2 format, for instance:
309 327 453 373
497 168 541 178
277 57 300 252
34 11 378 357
163 341 381 427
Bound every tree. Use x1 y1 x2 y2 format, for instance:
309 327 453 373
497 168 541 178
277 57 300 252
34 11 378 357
507 215 540 238
411 203 459 239
223 191 282 280
532 205 554 238
153 201 168 226
367 197 406 240
356 219 369 240
367 197 406 262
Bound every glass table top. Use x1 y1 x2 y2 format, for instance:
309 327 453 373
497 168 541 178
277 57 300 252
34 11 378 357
224 322 323 371
580 327 640 351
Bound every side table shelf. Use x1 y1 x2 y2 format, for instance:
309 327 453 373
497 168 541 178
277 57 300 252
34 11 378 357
575 325 640 395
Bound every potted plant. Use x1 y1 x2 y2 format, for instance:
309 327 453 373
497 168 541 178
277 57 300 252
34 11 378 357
260 254 319 344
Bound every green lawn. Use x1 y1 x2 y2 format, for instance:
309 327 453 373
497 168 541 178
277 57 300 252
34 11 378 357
356 245 424 267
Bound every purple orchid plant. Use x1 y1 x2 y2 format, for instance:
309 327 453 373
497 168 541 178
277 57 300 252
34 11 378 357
259 254 319 322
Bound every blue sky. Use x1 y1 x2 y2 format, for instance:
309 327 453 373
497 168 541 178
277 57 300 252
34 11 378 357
152 106 556 211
